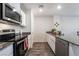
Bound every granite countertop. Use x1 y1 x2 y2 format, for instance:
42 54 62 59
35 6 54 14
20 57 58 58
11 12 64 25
21 32 31 38
15 32 31 42
47 32 79 46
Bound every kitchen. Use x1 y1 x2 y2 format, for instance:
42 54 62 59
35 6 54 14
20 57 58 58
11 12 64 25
0 3 79 56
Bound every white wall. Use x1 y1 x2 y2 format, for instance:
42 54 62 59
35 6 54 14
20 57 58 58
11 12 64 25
30 10 34 48
33 16 53 42
60 16 79 44
53 16 61 31
52 16 79 44
25 10 31 32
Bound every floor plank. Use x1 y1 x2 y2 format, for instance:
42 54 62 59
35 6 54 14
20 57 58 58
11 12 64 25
25 42 55 56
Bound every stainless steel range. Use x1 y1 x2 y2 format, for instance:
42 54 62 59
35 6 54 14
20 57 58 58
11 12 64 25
0 29 28 56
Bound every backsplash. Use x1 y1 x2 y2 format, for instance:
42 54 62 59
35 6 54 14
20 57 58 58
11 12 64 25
60 16 79 42
0 23 27 32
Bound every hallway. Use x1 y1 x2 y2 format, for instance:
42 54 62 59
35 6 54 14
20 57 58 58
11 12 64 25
26 42 54 56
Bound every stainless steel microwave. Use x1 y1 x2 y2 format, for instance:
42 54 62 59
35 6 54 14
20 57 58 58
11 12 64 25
0 3 21 24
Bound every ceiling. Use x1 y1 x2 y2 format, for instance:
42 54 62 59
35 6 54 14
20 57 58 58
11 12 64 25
21 3 79 16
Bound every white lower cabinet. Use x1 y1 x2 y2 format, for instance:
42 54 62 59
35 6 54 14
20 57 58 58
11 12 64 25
69 43 79 56
28 35 33 49
46 34 55 53
0 44 13 56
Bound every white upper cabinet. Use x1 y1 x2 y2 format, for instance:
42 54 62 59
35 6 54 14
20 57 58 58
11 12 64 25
21 10 26 26
8 3 21 14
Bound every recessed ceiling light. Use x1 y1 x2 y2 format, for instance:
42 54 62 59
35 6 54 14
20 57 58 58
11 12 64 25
57 5 62 10
39 5 43 12
39 8 43 12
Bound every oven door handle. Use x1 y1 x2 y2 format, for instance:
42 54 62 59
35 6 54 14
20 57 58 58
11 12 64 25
17 39 24 45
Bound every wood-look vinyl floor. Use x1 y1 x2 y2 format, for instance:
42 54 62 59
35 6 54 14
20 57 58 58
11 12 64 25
25 42 54 56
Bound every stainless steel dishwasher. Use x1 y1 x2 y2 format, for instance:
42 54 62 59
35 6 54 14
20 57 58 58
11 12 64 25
55 38 69 56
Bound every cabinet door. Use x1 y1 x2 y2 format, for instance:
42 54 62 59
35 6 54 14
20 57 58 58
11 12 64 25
69 43 79 56
55 38 69 56
46 34 50 45
0 44 13 56
47 34 55 53
47 34 52 48
21 10 26 26
9 3 21 14
50 36 55 53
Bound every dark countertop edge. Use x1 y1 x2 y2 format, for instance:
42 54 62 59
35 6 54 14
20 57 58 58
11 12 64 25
56 37 79 46
14 32 31 42
0 42 13 50
22 32 31 35
16 36 27 42
47 32 79 46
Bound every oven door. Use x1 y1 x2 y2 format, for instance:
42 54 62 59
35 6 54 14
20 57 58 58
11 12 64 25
0 33 15 41
2 3 21 24
16 39 25 56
